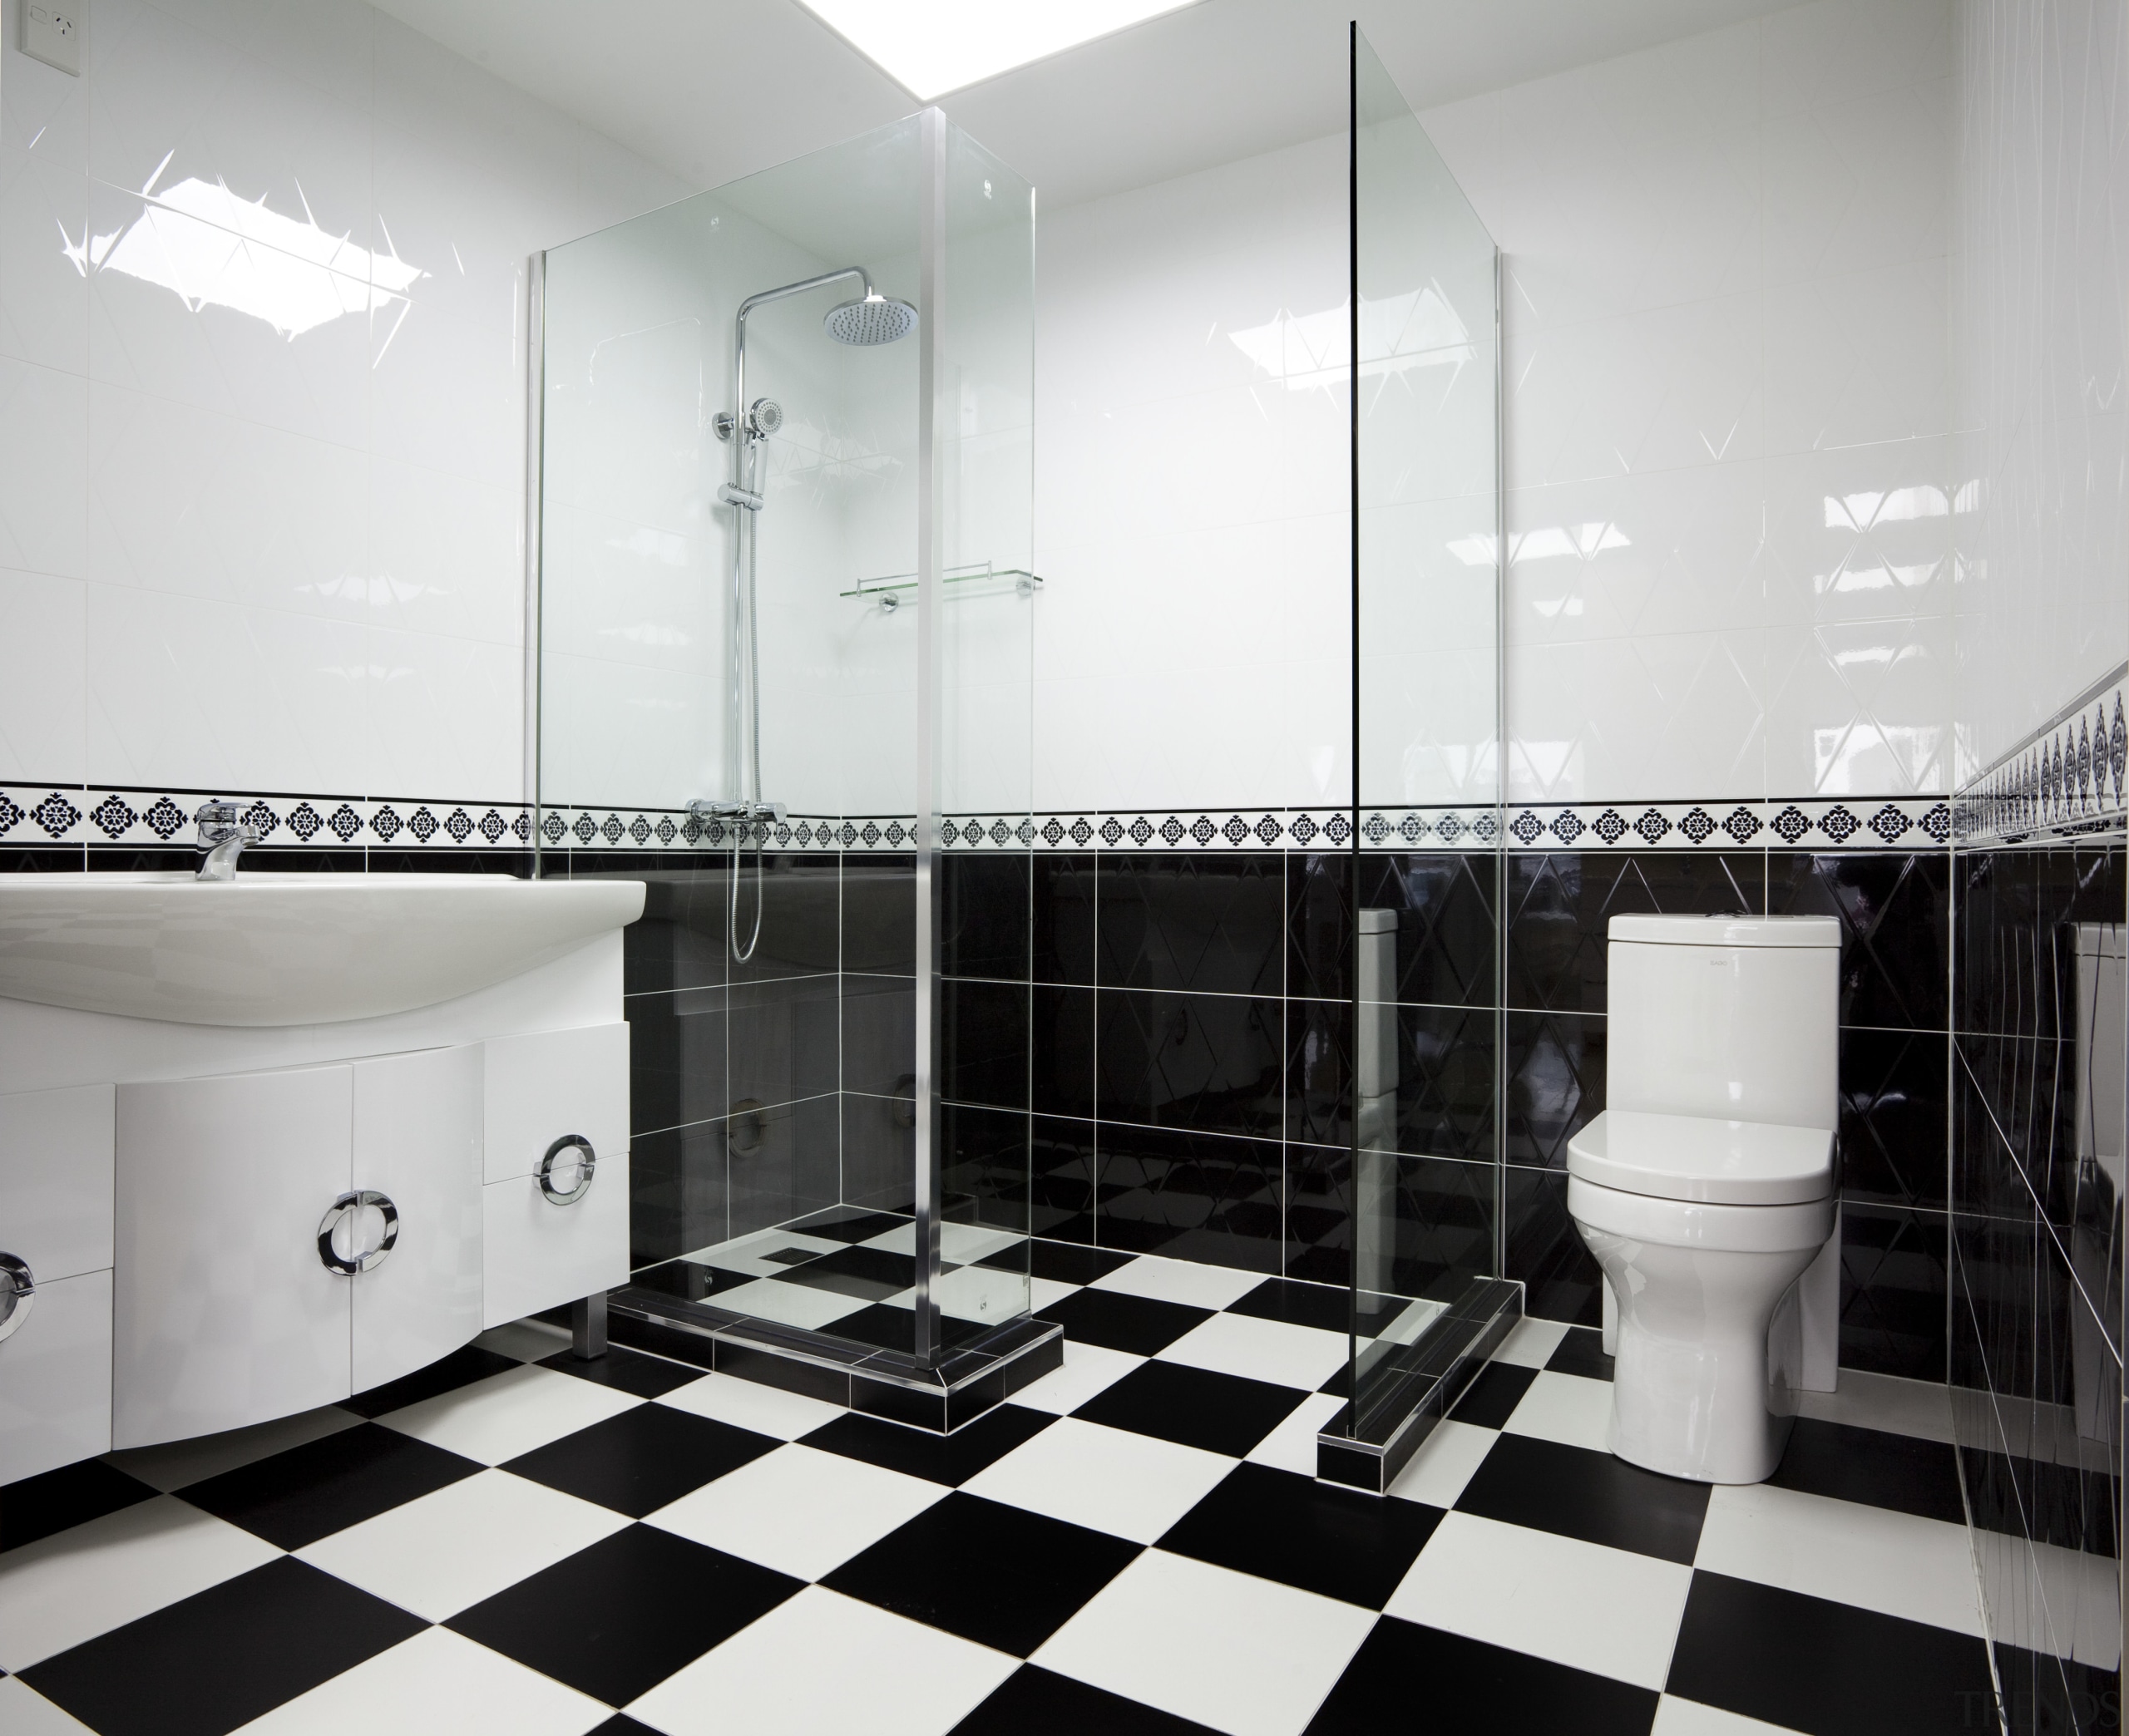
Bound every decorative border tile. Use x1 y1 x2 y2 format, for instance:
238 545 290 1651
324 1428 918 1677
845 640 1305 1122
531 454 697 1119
1955 673 2127 845
0 786 532 853
1499 797 1951 851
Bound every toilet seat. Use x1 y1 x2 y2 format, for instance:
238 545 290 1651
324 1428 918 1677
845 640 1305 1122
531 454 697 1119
1566 1109 1833 1206
1567 1173 1835 1255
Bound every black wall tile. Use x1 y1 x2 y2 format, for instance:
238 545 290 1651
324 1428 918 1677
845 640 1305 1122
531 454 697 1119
1769 851 1949 1030
728 855 841 984
1505 1009 1605 1169
842 1090 913 1216
728 974 840 1112
1094 988 1283 1139
1504 1166 1600 1326
1099 852 1285 995
943 854 1030 981
1286 999 1351 1149
1284 1142 1350 1285
842 974 915 1102
726 1092 840 1241
1840 1027 1949 1210
942 979 1030 1111
843 856 915 974
1030 1115 1097 1245
627 988 727 1138
942 1102 1032 1235
629 1118 727 1269
1094 1123 1282 1272
1350 1151 1495 1307
1396 1004 1497 1164
1286 851 1352 1002
1031 984 1095 1118
1031 854 1096 984
1840 1202 1948 1383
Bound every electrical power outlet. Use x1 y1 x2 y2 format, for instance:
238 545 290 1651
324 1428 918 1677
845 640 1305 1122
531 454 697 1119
22 0 82 75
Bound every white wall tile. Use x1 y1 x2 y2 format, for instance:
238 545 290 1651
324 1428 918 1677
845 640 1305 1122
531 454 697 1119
0 148 88 374
0 357 86 576
0 566 84 780
364 626 523 802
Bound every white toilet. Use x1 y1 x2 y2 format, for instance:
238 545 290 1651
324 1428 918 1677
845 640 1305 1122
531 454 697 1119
1565 914 1842 1484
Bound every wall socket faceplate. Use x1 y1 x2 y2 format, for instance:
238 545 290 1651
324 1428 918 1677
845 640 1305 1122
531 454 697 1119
22 0 82 75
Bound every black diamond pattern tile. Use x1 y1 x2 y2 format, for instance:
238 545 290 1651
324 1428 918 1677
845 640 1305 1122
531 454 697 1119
1227 1276 1351 1333
0 1457 156 1552
953 1664 1224 1734
342 1344 521 1418
1039 1286 1213 1354
1444 1359 1537 1429
180 1422 482 1551
1157 1462 1442 1607
502 1403 778 1517
1073 1360 1304 1456
22 1556 425 1736
447 1523 802 1707
802 1403 1055 1486
1768 1417 1966 1525
1456 1433 1710 1564
822 1491 1141 1655
537 1344 706 1398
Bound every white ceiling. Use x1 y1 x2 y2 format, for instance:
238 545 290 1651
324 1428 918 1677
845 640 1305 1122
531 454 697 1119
372 0 1806 208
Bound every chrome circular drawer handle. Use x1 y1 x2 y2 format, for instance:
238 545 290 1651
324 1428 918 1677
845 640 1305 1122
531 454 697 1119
317 1191 399 1275
539 1135 596 1206
0 1252 32 1343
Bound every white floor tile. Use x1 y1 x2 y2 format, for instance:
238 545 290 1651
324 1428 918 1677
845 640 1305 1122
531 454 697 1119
1034 1550 1375 1736
295 1469 630 1621
1009 1342 1146 1415
711 1276 872 1330
475 1320 570 1363
1157 1313 1346 1392
1244 1392 1348 1477
1794 1369 1955 1445
375 1364 642 1465
0 1674 95 1733
1652 1696 1809 1735
646 1444 945 1581
965 1418 1234 1544
862 1221 1024 1265
1501 1370 1614 1452
684 1228 845 1277
1694 1482 1984 1636
1983 1533 2124 1670
107 1405 361 1492
655 1372 846 1441
1089 1255 1266 1310
626 1586 1015 1736
0 1495 281 1670
1490 1317 1570 1369
230 1626 611 1735
1031 1275 1081 1311
1385 1512 1692 1690
1384 1419 1498 1510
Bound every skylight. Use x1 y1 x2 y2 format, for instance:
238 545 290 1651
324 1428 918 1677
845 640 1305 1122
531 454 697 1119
797 0 1198 100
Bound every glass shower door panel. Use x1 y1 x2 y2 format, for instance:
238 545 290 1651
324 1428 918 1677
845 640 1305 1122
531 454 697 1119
1349 26 1504 1421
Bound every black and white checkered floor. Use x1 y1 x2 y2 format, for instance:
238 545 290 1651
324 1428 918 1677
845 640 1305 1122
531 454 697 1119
0 1241 2000 1736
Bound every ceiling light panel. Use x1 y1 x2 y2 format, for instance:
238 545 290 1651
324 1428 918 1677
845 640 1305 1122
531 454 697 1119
797 0 1197 99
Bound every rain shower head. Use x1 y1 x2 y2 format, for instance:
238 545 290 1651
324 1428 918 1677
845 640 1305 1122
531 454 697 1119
824 292 917 346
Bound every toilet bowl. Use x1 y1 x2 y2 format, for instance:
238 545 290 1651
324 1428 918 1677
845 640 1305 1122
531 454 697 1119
1563 914 1843 1485
1568 1111 1834 1482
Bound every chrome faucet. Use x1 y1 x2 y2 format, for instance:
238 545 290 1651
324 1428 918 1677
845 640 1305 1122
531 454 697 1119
194 801 258 881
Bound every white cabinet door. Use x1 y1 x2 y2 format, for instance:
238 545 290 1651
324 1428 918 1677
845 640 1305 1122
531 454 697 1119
0 1268 112 1485
351 1047 483 1396
482 1150 630 1329
0 1083 116 1281
115 1067 353 1449
482 1024 629 1183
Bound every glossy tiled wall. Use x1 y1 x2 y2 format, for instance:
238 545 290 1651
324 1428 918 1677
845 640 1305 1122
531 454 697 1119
0 0 685 806
1952 841 2125 1732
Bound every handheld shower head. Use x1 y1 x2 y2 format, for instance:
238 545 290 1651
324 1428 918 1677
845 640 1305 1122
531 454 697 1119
824 292 917 347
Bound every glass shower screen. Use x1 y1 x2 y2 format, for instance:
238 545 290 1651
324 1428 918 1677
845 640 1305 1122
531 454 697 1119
531 111 1042 1412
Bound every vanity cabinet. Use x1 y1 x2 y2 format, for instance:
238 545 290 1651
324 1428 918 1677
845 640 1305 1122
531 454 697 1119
2 1020 628 1467
0 1085 116 1482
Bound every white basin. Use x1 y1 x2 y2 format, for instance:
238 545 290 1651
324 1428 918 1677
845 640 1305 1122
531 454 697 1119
0 873 646 1026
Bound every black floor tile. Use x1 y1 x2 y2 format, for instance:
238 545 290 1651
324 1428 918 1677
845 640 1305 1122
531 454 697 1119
447 1522 801 1707
180 1422 482 1550
1228 1276 1351 1334
1546 1324 1615 1380
978 1238 1137 1285
0 1456 157 1551
1158 1462 1442 1608
788 1208 911 1244
1074 1361 1304 1457
585 1720 667 1736
343 1344 521 1418
1667 1571 1995 1736
1306 1615 1660 1735
502 1403 779 1517
812 1300 921 1353
822 1492 1140 1655
1445 1359 1539 1428
1769 1417 1967 1525
537 1344 706 1399
1456 1433 1708 1565
781 1243 923 1300
1040 1287 1213 1354
951 1663 1223 1734
22 1556 424 1736
802 1404 1055 1486
1993 1640 2119 1736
